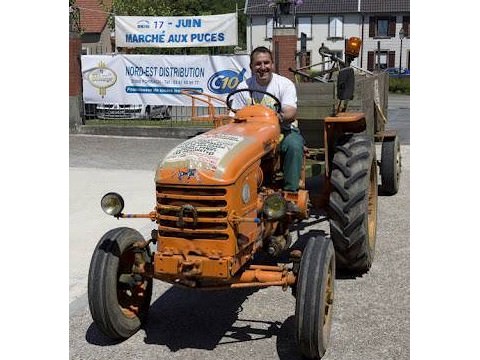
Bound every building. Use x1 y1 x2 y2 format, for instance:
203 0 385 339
244 0 410 72
76 0 113 55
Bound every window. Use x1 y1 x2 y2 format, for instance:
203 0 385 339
367 50 395 71
369 16 396 38
328 16 343 39
377 19 389 37
266 17 273 39
297 17 312 38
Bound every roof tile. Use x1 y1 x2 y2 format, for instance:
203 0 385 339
76 0 111 33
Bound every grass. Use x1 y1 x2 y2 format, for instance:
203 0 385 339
388 77 410 95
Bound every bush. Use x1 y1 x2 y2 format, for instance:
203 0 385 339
388 77 410 94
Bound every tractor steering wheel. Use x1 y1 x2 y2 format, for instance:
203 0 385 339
226 88 282 114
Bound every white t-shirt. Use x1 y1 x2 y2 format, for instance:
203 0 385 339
231 73 297 112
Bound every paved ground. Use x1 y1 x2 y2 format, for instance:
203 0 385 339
69 94 409 359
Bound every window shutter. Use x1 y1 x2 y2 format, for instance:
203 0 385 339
367 51 374 71
388 51 395 68
403 16 410 37
388 17 396 37
369 17 376 37
266 17 273 39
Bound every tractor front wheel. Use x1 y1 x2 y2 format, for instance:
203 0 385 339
88 227 153 340
295 234 335 359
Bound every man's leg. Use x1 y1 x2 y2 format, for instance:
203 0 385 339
280 129 304 192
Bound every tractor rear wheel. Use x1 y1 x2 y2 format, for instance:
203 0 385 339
329 134 378 275
88 227 153 339
380 135 401 195
295 234 335 359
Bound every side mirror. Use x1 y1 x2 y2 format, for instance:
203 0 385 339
337 67 355 101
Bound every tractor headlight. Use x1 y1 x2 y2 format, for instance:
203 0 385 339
101 192 124 217
262 193 287 221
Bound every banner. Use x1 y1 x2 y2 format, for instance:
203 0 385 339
115 13 238 48
81 54 250 107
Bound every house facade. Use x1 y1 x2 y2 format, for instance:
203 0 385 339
77 0 113 55
245 0 410 72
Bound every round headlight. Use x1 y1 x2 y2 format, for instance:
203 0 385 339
241 183 251 204
263 193 287 221
101 192 124 216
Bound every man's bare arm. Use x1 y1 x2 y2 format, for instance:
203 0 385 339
281 104 297 123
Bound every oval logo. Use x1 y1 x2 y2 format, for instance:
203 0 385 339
207 68 246 94
88 67 117 89
87 62 117 97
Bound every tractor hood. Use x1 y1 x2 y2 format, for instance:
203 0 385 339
155 117 280 185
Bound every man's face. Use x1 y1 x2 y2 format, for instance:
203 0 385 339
250 52 274 86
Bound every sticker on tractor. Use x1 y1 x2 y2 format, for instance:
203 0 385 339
163 133 244 171
177 168 199 181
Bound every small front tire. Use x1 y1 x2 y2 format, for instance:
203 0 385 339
295 234 335 359
88 227 153 340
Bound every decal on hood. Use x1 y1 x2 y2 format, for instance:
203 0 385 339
162 133 244 171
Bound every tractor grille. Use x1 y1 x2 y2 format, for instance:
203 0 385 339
156 185 229 240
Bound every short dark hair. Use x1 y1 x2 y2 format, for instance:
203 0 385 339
250 46 273 65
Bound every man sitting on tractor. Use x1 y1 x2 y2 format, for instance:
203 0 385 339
232 46 305 194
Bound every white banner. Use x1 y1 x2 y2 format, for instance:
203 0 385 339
81 54 250 107
115 13 238 48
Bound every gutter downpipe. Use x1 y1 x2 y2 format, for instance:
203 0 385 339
358 0 364 68
245 0 253 52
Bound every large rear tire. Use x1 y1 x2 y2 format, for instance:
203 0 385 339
329 134 378 275
88 227 153 339
380 135 401 195
295 234 335 359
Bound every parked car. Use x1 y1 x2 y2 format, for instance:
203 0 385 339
384 68 410 78
94 104 172 120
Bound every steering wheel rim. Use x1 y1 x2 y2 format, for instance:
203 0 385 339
226 88 282 114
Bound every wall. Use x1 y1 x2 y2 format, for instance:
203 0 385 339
247 12 410 71
361 14 410 69
70 32 83 131
81 26 113 55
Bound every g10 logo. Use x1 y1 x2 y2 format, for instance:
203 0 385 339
207 69 246 94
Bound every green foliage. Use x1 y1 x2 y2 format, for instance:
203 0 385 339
69 0 82 33
100 0 246 54
388 77 410 95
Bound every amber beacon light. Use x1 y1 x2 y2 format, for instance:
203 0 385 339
346 37 362 58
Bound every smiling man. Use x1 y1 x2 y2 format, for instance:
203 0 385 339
232 46 304 194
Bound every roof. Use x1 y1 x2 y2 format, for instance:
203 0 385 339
245 0 410 15
361 0 409 13
76 0 112 33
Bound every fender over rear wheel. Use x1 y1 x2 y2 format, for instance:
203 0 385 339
295 234 335 359
88 227 153 340
329 134 378 275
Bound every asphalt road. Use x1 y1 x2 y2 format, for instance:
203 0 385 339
69 95 409 359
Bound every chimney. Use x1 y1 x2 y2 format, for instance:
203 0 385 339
272 27 297 82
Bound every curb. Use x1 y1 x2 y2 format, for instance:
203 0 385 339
76 125 209 139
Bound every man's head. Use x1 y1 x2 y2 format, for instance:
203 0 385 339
250 46 274 86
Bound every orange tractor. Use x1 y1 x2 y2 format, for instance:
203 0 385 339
88 38 398 359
